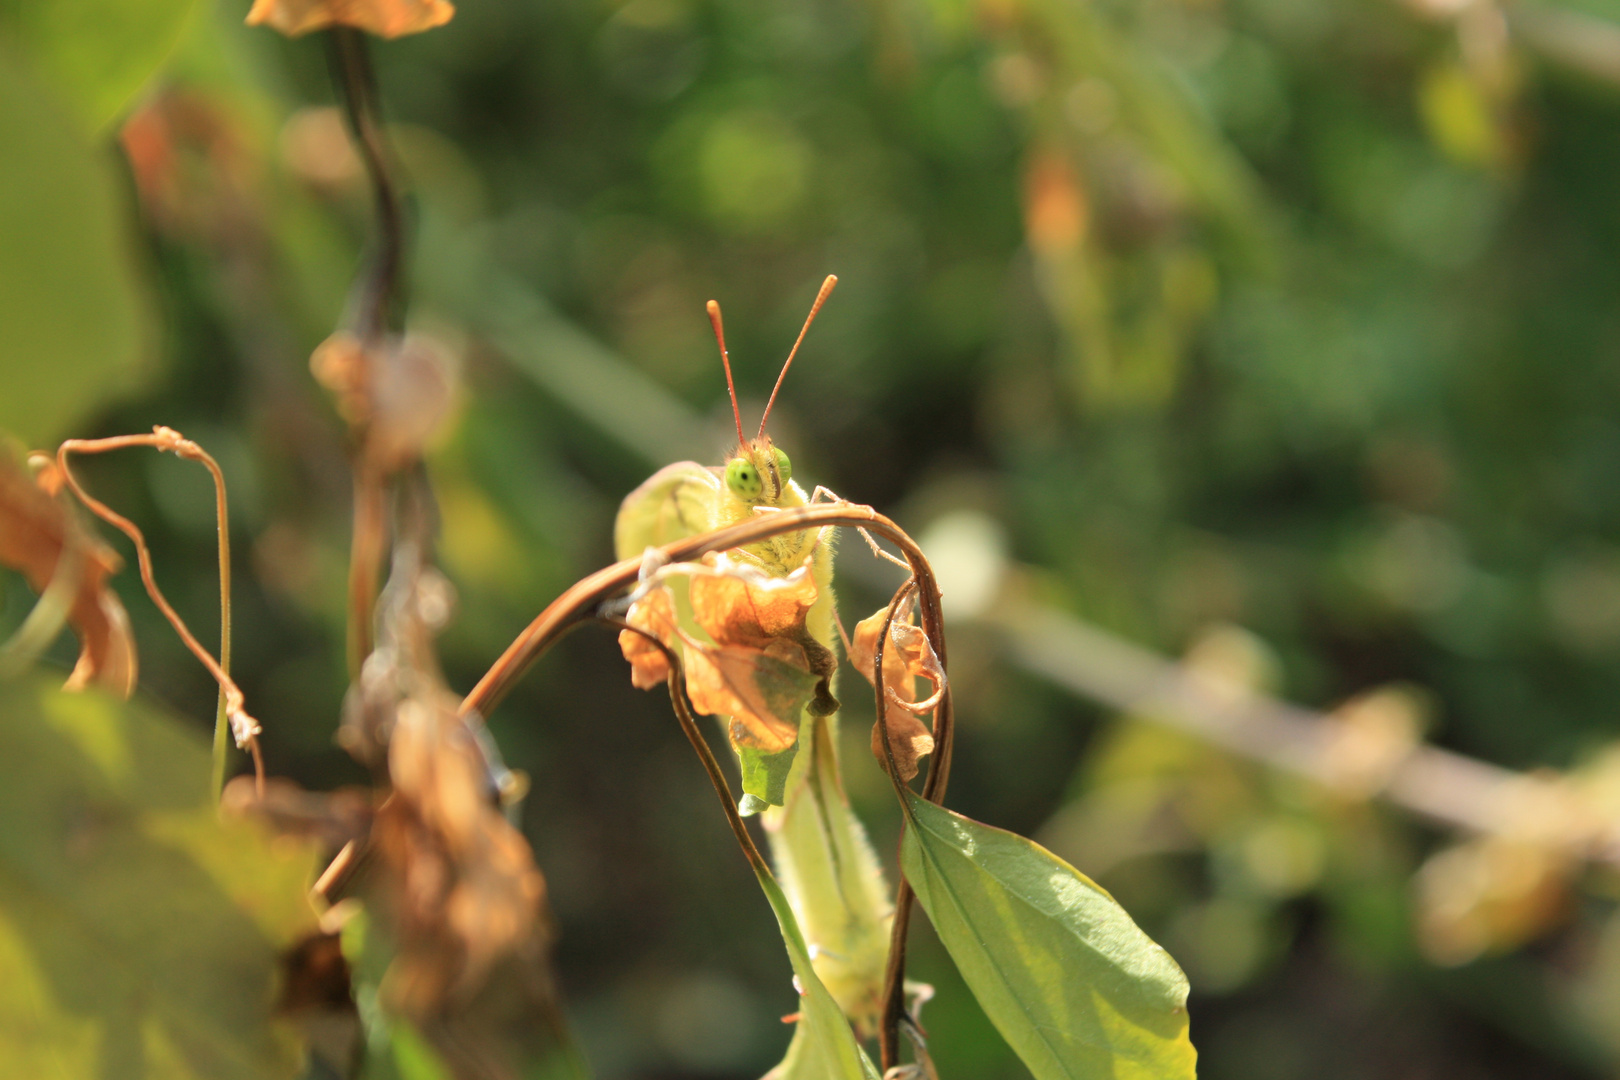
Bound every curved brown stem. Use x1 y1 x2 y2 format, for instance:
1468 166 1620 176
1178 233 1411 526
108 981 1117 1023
461 504 952 770
327 27 405 339
56 429 262 796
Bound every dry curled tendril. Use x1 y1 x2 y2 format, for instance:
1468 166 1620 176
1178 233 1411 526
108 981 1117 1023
52 427 265 793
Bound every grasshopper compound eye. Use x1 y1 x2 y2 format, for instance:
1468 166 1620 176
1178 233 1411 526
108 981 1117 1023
726 457 764 501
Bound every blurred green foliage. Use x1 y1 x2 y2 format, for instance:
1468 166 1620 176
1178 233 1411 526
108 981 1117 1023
11 0 1620 1076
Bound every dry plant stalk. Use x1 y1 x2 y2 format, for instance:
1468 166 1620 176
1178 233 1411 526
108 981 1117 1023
55 426 264 794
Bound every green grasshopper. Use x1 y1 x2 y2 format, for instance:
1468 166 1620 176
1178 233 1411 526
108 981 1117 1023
614 277 892 1035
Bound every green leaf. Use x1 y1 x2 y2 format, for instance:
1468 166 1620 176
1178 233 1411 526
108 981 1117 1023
753 864 881 1080
0 0 198 133
900 790 1197 1080
739 742 797 808
0 675 317 1079
0 52 157 445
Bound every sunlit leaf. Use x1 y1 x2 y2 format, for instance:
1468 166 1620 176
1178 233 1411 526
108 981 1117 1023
245 0 455 39
0 55 155 445
0 0 197 133
0 676 316 1079
752 863 881 1080
900 790 1197 1080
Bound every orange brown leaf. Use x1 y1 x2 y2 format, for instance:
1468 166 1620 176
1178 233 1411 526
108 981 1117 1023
246 0 454 38
0 452 136 696
689 551 820 645
685 639 818 754
851 605 944 782
618 585 679 690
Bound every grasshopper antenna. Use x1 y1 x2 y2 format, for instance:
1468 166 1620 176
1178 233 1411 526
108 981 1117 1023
707 299 747 450
759 274 837 441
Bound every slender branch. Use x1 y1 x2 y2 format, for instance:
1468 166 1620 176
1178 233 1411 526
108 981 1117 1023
991 601 1620 866
874 578 919 1072
347 467 387 677
57 429 262 795
460 504 951 735
327 28 407 676
327 27 405 340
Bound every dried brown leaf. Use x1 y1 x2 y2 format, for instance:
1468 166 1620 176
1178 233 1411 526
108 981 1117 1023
311 330 459 473
246 0 454 38
684 639 816 753
851 605 943 782
0 452 136 695
689 551 820 644
618 585 678 690
618 554 837 755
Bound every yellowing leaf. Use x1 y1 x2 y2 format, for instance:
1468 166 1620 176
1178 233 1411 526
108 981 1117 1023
900 791 1197 1080
245 0 454 38
0 676 316 1079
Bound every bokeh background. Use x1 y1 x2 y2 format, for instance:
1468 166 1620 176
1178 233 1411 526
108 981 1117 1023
8 0 1620 1075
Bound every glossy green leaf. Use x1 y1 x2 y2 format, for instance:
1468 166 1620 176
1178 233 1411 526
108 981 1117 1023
900 790 1197 1080
753 863 880 1080
0 0 198 133
0 53 156 445
0 675 317 1079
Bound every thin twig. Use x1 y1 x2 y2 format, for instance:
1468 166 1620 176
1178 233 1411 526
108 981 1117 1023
327 27 405 340
874 579 921 1071
460 504 951 734
993 601 1620 867
57 429 262 795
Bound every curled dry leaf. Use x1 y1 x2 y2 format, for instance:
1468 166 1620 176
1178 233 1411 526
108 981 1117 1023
851 605 944 783
251 543 572 1077
0 451 136 695
373 686 553 1018
619 585 677 690
246 0 454 38
617 553 837 755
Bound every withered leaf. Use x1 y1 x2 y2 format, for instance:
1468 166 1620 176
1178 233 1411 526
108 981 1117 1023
246 0 454 38
685 639 819 754
0 451 136 696
618 585 678 690
689 551 820 643
618 555 837 754
851 606 943 783
316 545 576 1078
